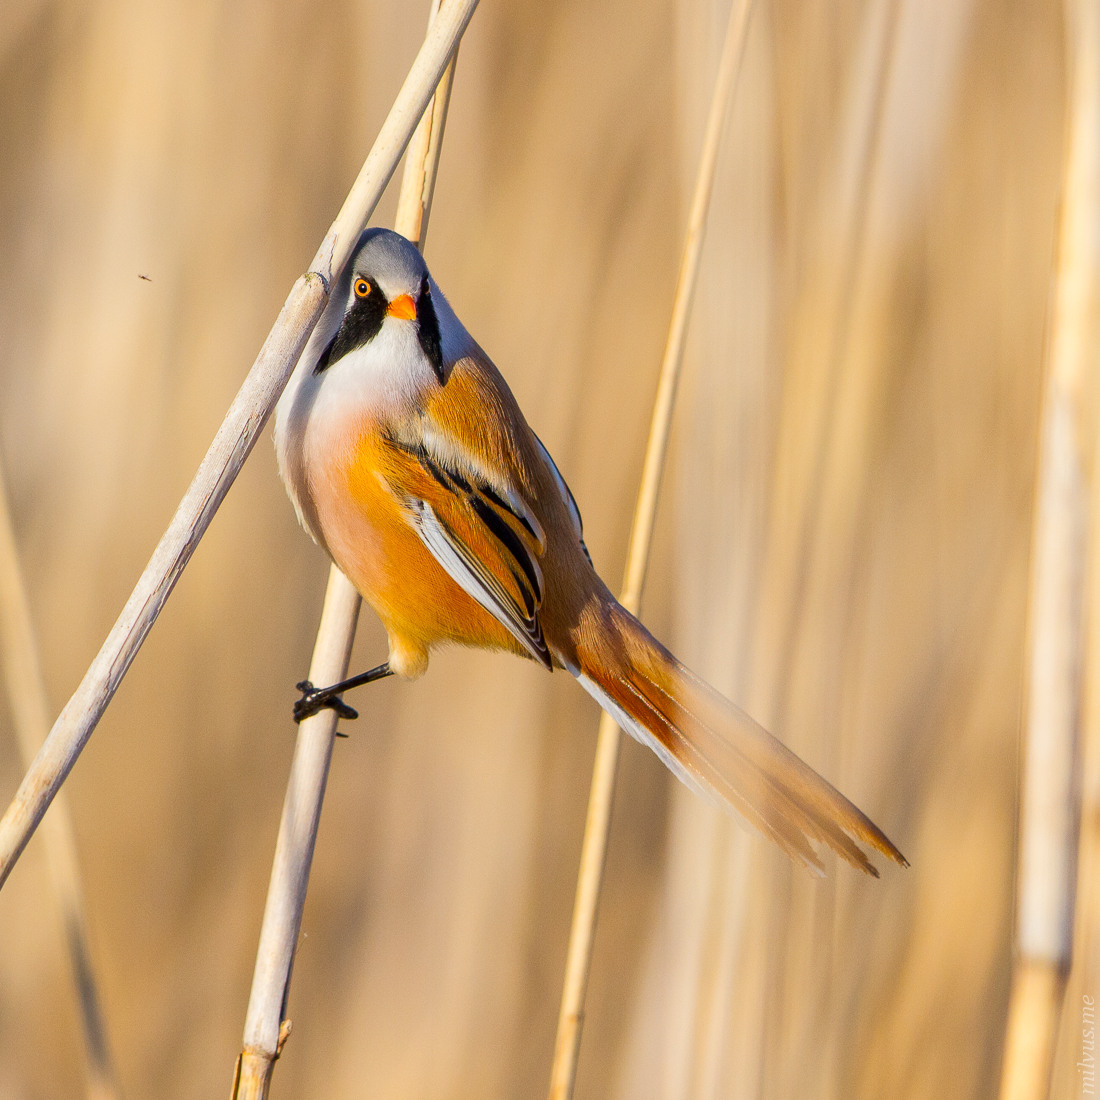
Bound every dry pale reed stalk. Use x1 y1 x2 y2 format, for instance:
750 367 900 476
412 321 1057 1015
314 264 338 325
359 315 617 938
0 0 479 896
546 3 754 1097
231 570 360 1100
1073 270 1100 1096
231 7 461 1097
0 460 122 1100
1072 383 1100 1095
755 0 901 732
731 7 902 1096
998 2 1097 1097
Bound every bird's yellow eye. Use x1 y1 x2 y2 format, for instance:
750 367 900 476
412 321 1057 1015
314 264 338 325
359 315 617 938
354 278 371 298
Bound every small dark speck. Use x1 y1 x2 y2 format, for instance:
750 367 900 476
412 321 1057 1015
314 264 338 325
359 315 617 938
138 274 151 282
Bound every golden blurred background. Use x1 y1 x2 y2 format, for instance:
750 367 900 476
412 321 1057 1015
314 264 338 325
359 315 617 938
0 0 1094 1097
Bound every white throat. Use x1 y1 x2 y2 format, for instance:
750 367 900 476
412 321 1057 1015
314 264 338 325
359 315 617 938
273 278 473 544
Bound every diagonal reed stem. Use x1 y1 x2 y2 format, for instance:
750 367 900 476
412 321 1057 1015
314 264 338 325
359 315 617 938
231 6 461 1098
0 0 479 897
546 2 754 1096
0 458 122 1100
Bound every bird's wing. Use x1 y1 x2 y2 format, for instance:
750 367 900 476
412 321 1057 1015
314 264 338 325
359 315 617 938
376 354 557 667
531 430 590 564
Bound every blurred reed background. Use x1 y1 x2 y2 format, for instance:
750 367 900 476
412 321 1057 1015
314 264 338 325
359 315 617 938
0 1 1093 1098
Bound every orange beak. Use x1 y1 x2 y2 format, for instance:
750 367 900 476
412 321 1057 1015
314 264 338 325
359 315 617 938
386 294 417 321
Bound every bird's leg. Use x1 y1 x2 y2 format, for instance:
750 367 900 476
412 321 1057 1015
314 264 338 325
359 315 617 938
293 662 393 724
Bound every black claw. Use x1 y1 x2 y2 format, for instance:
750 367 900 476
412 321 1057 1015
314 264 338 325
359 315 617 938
292 662 390 724
292 683 360 724
329 699 359 721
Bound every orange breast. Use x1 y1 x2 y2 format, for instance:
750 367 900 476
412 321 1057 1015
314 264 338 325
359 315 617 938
307 418 521 662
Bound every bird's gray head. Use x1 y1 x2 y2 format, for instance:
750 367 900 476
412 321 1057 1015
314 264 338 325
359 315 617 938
352 227 429 299
314 228 444 382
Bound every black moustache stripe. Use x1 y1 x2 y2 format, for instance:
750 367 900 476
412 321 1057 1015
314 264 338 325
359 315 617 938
313 281 386 375
417 277 445 384
315 275 446 385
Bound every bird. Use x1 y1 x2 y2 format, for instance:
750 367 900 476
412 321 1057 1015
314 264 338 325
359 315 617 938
274 227 906 876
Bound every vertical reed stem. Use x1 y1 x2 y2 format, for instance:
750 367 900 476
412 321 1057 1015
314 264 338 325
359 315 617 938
232 7 461 1096
998 1 1098 1097
0 460 122 1099
546 3 754 1096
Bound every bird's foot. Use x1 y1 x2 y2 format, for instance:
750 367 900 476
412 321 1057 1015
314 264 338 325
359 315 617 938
293 679 359 724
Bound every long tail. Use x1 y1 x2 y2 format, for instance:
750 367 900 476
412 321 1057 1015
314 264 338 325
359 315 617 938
569 599 907 876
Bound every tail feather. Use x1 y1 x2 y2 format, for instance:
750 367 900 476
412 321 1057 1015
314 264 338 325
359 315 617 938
571 604 907 876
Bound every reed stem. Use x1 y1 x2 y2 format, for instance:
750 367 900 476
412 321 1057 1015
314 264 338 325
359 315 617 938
232 5 461 1094
997 0 1097 1096
0 459 122 1099
546 2 754 1095
0 0 479 897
